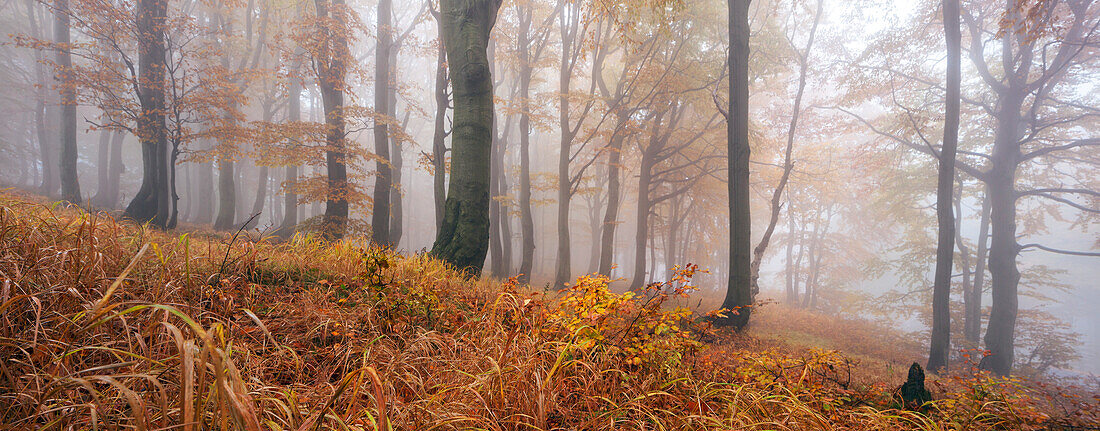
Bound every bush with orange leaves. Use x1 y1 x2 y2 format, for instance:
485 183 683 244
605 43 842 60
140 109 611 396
547 266 702 372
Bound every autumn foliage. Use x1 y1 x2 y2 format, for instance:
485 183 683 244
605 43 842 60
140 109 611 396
0 192 1095 429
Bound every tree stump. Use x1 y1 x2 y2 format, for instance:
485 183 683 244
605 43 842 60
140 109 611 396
899 362 932 410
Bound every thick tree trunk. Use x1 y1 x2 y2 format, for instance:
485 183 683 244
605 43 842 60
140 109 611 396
371 0 392 246
716 0 753 329
928 0 961 374
981 88 1023 376
516 5 535 283
56 0 81 204
124 0 169 227
431 0 503 274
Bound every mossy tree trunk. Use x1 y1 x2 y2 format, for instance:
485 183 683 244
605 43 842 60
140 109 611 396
430 0 503 274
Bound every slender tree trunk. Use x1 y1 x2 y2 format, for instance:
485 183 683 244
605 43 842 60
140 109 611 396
26 0 56 197
750 0 820 295
371 0 393 246
516 5 535 283
488 38 505 274
597 122 624 276
431 0 503 273
629 123 660 291
785 207 798 304
93 130 111 207
56 0 81 204
105 131 124 208
966 190 991 345
124 0 169 227
955 182 975 350
279 78 302 236
431 7 449 232
554 6 579 288
315 0 350 238
214 155 236 230
717 0 753 329
928 0 961 374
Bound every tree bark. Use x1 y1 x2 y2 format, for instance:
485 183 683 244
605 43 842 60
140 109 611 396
966 190 991 345
516 4 535 283
278 77 303 236
56 0 81 204
315 0 350 239
928 0 961 374
124 0 169 228
371 0 393 246
93 130 111 207
716 0 752 329
430 0 503 274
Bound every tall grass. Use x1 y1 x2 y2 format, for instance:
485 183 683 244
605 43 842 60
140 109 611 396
0 192 1094 430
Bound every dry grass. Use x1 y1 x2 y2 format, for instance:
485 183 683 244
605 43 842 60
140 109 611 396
0 191 1096 430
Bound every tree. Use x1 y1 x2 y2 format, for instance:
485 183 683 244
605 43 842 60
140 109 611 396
928 0 961 374
715 0 752 330
55 0 81 204
372 0 393 246
430 0 503 273
312 0 352 238
124 0 170 227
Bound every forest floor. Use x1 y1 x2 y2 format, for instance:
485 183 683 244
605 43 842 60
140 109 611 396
1 189 1097 430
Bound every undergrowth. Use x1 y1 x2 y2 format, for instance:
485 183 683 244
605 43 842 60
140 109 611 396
0 192 1096 430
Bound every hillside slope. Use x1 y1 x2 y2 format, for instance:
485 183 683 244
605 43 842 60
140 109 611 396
0 191 1095 430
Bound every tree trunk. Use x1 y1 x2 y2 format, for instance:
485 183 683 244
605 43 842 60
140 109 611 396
279 78 303 236
214 156 236 230
26 0 56 197
928 0 961 374
981 87 1023 376
966 190 991 345
105 131 124 208
629 121 660 291
315 0 350 239
124 0 169 228
56 0 81 204
431 7 449 232
516 5 535 283
785 207 799 304
554 6 579 288
750 0 820 296
93 130 111 207
371 0 392 246
716 0 752 329
430 0 503 274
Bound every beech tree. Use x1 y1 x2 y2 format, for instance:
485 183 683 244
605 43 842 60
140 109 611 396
715 0 753 330
430 0 504 273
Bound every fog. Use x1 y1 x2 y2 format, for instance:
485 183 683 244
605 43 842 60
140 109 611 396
0 0 1096 378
